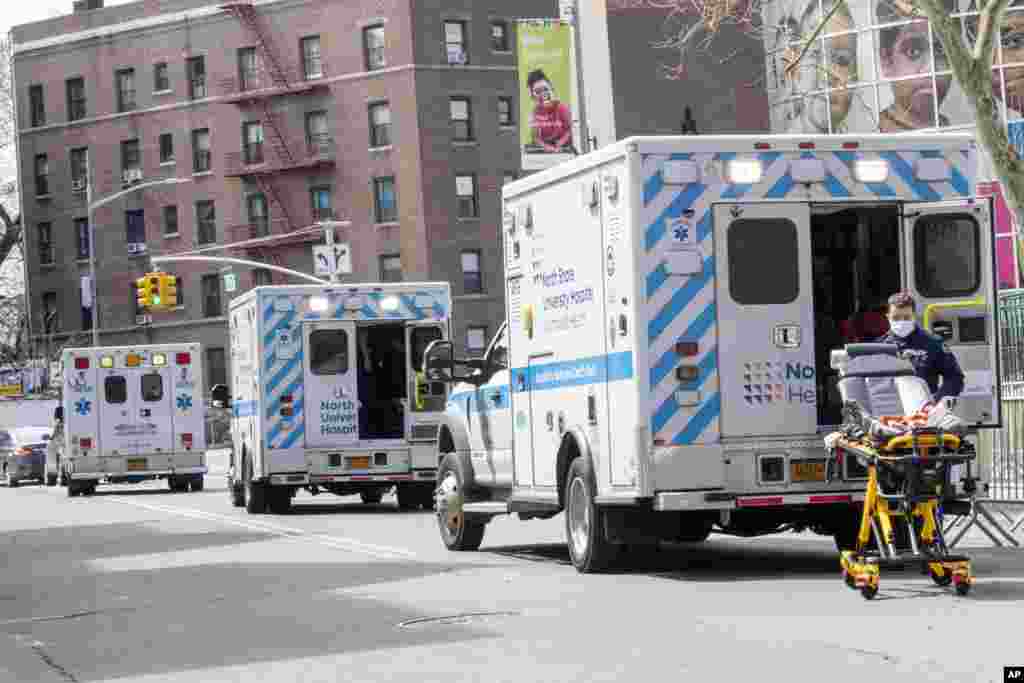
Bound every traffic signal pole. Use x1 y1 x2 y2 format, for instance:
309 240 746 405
149 255 330 285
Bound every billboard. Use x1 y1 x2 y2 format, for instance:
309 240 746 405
517 19 578 171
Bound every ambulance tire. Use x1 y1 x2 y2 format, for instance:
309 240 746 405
189 475 204 492
46 473 58 487
244 459 267 514
267 488 292 514
360 489 384 505
564 457 619 574
396 484 420 511
436 453 486 551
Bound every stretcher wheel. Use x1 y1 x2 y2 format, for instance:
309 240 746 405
929 566 952 587
860 584 878 600
954 579 971 596
842 570 856 590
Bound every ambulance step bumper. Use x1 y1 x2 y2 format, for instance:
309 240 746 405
655 491 865 511
69 466 207 481
307 472 433 484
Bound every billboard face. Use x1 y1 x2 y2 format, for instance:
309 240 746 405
517 20 577 171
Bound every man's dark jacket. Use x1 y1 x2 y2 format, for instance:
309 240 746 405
876 326 965 401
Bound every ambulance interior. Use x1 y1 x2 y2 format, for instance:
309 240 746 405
811 205 901 428
355 324 443 439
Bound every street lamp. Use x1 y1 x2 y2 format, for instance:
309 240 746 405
85 158 191 346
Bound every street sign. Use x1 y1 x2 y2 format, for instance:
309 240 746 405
223 272 238 293
313 243 352 276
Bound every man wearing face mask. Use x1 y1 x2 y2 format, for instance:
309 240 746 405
876 291 964 408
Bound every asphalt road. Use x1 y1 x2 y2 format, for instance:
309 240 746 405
1 455 1023 683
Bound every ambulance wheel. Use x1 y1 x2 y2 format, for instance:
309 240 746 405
418 484 436 511
860 584 878 600
396 484 419 511
955 581 971 596
168 476 189 493
267 488 292 514
230 479 245 507
564 457 619 574
436 453 486 551
46 473 57 487
189 475 204 492
244 459 267 514
360 489 383 505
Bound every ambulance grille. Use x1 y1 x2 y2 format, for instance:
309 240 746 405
410 424 439 442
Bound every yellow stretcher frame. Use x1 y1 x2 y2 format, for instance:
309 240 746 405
836 432 974 599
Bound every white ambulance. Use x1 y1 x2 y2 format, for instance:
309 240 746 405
220 283 451 514
54 344 207 496
425 133 1002 572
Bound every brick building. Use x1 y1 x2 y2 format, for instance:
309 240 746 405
12 0 556 388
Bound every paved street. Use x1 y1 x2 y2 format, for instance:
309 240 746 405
1 453 1022 683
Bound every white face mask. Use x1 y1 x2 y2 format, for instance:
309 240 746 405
889 320 915 338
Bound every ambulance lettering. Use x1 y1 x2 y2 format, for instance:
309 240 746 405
743 361 816 405
319 398 357 436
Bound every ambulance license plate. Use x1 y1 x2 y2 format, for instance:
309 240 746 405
791 460 826 483
348 456 370 470
126 458 147 472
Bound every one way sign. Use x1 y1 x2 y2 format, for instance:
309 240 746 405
313 243 352 276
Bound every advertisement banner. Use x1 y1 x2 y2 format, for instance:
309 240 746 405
517 19 577 171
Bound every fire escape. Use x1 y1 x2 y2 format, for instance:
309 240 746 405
219 0 335 281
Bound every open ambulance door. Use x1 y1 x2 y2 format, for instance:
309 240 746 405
902 199 1001 429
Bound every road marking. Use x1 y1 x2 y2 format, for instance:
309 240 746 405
104 496 419 561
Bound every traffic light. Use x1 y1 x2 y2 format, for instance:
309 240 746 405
159 273 178 308
135 272 166 310
136 276 151 310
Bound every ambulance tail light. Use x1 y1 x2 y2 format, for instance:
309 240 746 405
853 159 889 183
798 141 815 149
675 341 699 357
80 437 93 450
176 352 191 365
74 357 90 370
842 141 860 149
753 142 772 150
182 433 193 450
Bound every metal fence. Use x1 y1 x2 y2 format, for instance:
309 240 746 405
984 289 1024 504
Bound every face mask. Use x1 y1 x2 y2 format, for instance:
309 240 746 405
890 320 915 338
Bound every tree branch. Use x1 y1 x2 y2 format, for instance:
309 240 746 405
973 0 1012 63
782 0 847 79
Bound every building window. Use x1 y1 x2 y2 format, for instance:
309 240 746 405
154 62 169 92
192 128 211 173
238 47 260 91
125 209 146 251
37 223 53 266
196 200 216 245
379 254 402 282
368 102 391 147
444 20 468 65
70 148 88 191
201 275 222 318
467 325 487 353
373 177 397 223
461 249 483 294
75 217 90 259
66 77 86 121
301 35 322 79
253 268 272 287
34 154 49 197
29 85 45 127
363 24 386 71
206 347 227 387
42 293 58 333
310 186 333 221
498 96 514 126
187 56 206 99
163 205 179 236
455 174 478 218
159 133 174 164
121 139 141 181
243 121 264 164
490 20 509 52
248 194 268 237
116 68 136 112
305 110 329 152
450 97 473 141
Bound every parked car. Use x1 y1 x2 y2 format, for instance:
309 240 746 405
1 426 51 487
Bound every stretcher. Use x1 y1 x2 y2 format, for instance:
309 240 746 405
825 344 976 600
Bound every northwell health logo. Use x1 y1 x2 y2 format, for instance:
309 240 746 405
743 361 816 405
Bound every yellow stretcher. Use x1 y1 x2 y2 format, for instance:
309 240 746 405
833 428 975 599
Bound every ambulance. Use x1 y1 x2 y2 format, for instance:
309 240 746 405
220 283 451 514
424 134 1002 573
54 344 207 496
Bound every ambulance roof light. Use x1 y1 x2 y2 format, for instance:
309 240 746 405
798 142 815 149
381 295 401 312
309 296 329 313
842 141 860 149
725 159 763 185
176 352 191 365
853 159 889 183
153 353 167 367
100 356 113 368
754 143 772 150
74 357 89 370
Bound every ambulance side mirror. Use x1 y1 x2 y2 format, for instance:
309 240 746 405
423 340 456 382
210 384 230 409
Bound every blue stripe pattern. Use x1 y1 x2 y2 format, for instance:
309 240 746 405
648 257 714 342
510 351 634 394
649 304 717 387
880 151 942 201
672 393 721 445
644 183 706 251
650 350 717 435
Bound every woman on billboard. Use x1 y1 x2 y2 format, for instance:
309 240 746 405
526 69 575 153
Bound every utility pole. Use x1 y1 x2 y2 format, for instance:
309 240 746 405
564 0 591 154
